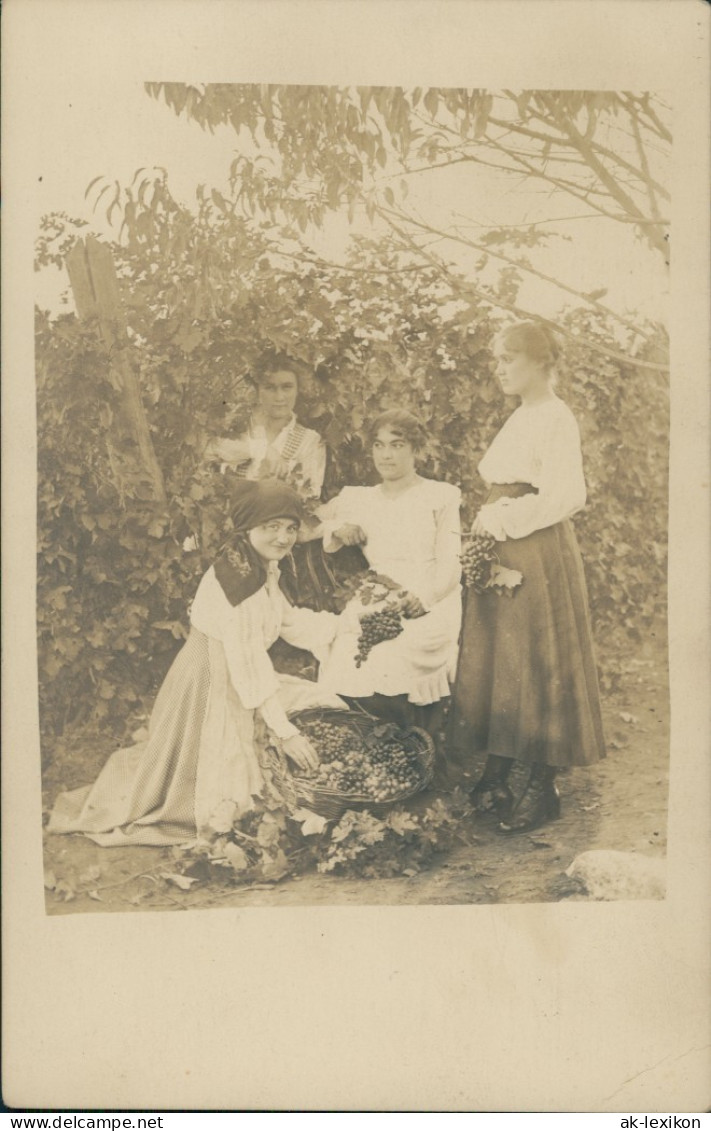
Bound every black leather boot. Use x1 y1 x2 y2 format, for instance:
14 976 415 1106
497 763 560 835
469 755 515 819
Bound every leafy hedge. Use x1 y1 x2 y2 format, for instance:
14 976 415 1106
35 193 668 754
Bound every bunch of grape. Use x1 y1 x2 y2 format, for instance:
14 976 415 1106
461 532 498 592
305 728 422 801
300 720 360 765
354 604 404 667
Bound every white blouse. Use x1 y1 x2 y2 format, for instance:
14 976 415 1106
477 396 587 541
319 478 462 610
190 564 349 739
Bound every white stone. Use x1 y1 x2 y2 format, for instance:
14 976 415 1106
565 849 666 901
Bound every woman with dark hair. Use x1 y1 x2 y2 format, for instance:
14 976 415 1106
314 409 462 738
48 480 354 847
449 320 605 834
204 352 327 499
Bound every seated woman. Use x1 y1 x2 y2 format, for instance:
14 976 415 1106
314 410 462 741
203 351 326 499
48 480 355 848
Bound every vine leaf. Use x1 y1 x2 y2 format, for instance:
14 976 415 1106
223 843 249 872
292 808 329 836
487 564 523 591
160 871 198 890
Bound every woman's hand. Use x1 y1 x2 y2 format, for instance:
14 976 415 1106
333 523 367 548
470 514 490 538
398 592 428 619
282 733 320 773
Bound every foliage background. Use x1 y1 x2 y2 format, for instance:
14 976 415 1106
35 146 669 758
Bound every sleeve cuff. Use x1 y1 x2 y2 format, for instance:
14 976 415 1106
476 504 508 542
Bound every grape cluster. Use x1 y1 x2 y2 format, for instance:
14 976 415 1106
300 721 422 801
354 605 404 667
461 533 498 592
299 720 358 764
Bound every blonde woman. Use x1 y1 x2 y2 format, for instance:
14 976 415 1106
449 322 605 833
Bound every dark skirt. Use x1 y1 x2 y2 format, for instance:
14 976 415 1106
449 484 606 769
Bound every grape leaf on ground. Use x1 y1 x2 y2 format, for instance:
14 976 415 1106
160 872 199 890
292 808 329 836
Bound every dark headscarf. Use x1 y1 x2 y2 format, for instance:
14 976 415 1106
213 479 304 607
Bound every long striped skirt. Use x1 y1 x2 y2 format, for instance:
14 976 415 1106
449 484 606 769
47 628 344 847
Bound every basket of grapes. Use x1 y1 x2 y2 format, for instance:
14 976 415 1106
276 708 436 821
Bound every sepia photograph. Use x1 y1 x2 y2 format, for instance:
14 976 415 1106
3 0 709 1114
36 82 670 915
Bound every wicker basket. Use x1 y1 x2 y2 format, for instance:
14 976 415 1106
264 707 435 821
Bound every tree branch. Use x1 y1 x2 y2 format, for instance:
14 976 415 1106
377 208 668 373
537 94 669 259
379 203 655 343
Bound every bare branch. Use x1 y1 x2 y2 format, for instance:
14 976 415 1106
379 203 655 343
377 208 668 374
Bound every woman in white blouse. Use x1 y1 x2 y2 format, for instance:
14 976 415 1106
449 321 605 834
204 353 327 499
315 409 462 745
48 481 353 847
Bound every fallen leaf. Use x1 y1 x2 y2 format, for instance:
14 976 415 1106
223 842 249 872
260 849 290 881
87 890 103 902
292 808 329 836
206 800 238 835
160 872 199 891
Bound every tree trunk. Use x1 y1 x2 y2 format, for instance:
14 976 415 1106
65 236 166 504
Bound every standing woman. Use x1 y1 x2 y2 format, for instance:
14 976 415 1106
204 352 327 499
203 351 344 611
449 321 605 834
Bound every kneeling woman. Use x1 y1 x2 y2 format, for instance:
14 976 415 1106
48 480 351 847
315 410 462 739
449 321 605 834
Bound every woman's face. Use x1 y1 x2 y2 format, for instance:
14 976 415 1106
257 370 298 422
248 518 300 562
372 427 417 482
493 342 549 398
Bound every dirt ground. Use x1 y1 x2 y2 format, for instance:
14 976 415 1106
42 632 669 914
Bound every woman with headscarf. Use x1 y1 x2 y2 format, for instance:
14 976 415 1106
48 481 354 847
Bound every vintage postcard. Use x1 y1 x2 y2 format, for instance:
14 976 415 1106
2 0 709 1113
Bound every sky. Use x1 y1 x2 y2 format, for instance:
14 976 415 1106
33 80 669 328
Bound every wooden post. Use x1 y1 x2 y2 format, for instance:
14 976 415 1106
65 236 167 504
